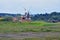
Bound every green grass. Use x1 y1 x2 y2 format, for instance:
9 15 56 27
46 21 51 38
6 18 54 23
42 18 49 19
23 37 60 40
0 21 60 33
0 37 60 40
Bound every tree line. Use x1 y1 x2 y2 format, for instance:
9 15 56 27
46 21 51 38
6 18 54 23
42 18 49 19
0 12 60 23
31 12 60 23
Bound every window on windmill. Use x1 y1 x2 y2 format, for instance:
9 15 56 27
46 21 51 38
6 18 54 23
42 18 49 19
22 17 25 19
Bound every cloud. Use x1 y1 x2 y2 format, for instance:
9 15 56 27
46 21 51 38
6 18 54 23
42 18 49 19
0 0 60 14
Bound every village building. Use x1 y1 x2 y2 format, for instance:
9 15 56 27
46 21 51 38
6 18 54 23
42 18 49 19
12 17 18 22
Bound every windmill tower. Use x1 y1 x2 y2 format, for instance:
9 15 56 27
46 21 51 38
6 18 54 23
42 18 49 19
20 8 31 22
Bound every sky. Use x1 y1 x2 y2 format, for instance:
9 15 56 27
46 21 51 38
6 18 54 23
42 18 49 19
0 0 60 14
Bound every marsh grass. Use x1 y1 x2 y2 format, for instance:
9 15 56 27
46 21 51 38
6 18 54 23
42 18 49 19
0 21 60 33
0 37 60 40
23 37 60 40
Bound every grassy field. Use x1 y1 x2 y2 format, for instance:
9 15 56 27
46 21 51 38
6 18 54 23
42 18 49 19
0 37 60 40
0 21 60 33
23 37 60 40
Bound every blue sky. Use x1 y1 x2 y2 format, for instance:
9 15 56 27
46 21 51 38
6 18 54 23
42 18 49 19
0 0 60 14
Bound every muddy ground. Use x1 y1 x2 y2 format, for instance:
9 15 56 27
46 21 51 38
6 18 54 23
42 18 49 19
0 32 60 39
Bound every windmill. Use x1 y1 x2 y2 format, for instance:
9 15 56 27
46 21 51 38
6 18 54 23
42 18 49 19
24 8 31 20
19 8 31 22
